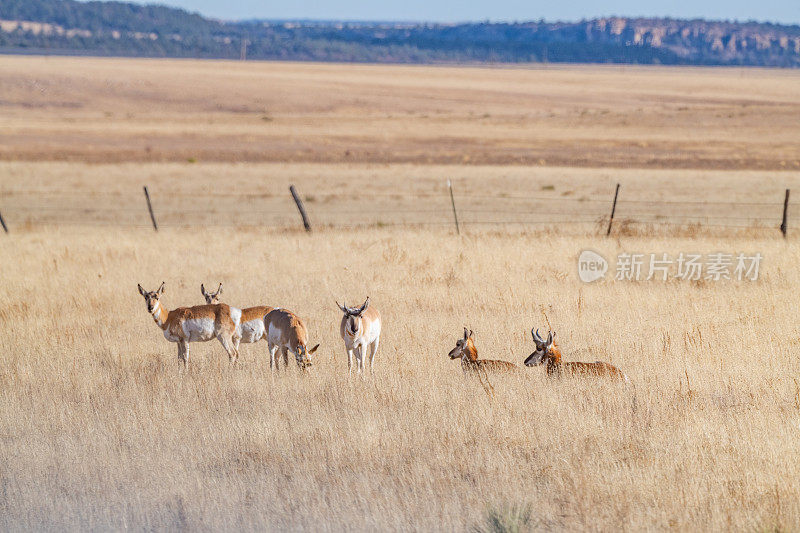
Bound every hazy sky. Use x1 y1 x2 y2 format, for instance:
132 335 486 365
115 0 800 24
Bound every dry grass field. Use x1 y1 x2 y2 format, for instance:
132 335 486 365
2 56 800 531
1 56 800 169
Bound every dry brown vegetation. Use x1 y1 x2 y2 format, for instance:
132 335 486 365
3 227 800 531
1 56 800 531
1 56 800 169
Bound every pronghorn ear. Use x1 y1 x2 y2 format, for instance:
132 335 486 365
137 284 146 296
157 282 165 295
463 327 469 340
547 331 553 344
308 344 320 355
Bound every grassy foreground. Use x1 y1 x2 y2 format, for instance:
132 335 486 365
1 225 799 530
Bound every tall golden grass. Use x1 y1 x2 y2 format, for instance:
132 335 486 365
1 223 799 530
2 56 800 530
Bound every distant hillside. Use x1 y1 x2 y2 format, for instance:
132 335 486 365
1 0 799 66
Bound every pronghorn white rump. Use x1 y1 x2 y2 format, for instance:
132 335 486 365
264 308 319 371
336 297 381 375
138 282 242 366
201 283 273 351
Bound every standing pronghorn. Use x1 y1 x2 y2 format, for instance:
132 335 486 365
524 329 629 381
201 283 274 355
137 282 242 366
448 328 518 373
336 297 381 376
264 308 320 371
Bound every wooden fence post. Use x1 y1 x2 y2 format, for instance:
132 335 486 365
0 209 8 234
606 183 620 236
143 186 158 231
781 188 790 238
448 180 460 235
289 185 311 232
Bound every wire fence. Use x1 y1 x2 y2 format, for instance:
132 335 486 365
0 184 792 236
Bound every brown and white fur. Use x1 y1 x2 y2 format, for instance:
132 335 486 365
138 282 242 366
201 283 273 354
264 308 319 371
448 328 518 374
337 297 381 376
524 329 629 382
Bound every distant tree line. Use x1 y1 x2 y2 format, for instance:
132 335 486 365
1 0 798 67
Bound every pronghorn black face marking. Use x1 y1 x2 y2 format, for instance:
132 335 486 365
525 328 554 367
200 282 223 304
448 339 465 359
448 328 475 359
337 297 370 336
347 315 360 335
138 282 165 313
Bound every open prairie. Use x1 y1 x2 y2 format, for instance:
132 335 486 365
1 56 800 531
1 55 800 169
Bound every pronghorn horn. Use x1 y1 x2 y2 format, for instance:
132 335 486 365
201 283 207 295
157 281 165 295
547 331 553 344
336 301 348 313
469 329 474 338
463 327 469 339
534 329 544 343
216 283 222 295
357 297 370 314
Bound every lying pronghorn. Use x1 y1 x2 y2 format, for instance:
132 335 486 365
201 282 274 354
448 328 518 374
336 297 381 375
137 282 241 366
524 329 629 382
264 308 319 371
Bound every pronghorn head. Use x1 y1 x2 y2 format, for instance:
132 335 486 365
137 282 165 314
295 342 320 370
336 297 370 336
201 283 223 304
525 328 557 366
449 328 478 361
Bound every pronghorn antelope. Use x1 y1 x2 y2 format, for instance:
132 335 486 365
137 282 242 366
264 308 319 371
336 297 381 375
200 283 223 304
201 282 274 353
525 329 629 382
448 328 518 373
